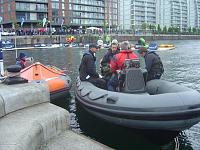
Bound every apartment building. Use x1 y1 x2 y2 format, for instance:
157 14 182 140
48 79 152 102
189 0 200 28
0 0 48 27
119 0 200 31
105 0 118 28
68 0 105 27
0 0 105 29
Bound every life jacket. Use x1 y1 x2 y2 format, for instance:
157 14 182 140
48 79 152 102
147 51 164 80
112 50 138 71
79 50 97 80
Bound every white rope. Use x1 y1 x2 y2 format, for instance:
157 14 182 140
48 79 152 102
174 137 180 150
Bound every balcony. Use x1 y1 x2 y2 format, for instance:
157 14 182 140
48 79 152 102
15 0 48 4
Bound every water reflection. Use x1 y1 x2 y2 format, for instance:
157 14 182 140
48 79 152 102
76 101 181 150
3 40 200 149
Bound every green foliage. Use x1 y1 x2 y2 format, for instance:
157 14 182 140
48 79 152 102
187 27 192 33
36 21 43 28
141 23 148 30
12 21 20 29
163 26 167 34
192 27 197 34
157 24 162 33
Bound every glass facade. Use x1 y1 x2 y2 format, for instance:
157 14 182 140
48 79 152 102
69 0 105 26
15 2 48 21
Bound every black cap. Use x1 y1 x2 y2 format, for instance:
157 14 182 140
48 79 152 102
89 44 99 49
6 65 22 73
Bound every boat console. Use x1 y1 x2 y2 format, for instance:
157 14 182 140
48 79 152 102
120 59 146 93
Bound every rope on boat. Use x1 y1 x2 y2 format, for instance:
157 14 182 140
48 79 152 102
174 137 179 150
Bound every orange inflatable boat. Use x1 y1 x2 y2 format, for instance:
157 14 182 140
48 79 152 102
20 62 72 100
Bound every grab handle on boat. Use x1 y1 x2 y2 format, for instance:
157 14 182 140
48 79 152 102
107 96 118 104
35 64 39 76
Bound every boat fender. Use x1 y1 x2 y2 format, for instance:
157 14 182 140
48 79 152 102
2 76 28 85
107 96 118 104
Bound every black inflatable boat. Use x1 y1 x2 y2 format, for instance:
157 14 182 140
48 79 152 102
75 68 200 131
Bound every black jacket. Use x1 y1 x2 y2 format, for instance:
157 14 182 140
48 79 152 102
79 50 99 81
144 51 164 80
101 48 120 65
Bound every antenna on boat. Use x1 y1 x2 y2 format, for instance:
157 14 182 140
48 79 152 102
0 31 4 76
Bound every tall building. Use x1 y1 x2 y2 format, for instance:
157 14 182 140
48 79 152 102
1 0 44 28
189 0 200 28
105 0 118 28
119 0 131 30
119 0 200 31
156 0 171 29
0 0 105 29
119 0 157 31
68 0 105 27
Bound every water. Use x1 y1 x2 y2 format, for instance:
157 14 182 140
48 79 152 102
3 40 200 150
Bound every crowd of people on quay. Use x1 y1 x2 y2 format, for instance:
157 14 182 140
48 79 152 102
79 38 164 92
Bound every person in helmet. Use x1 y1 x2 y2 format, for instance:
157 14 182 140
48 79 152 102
138 37 148 49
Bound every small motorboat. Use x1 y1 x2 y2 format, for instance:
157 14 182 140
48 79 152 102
34 44 61 49
158 44 175 51
20 62 72 100
2 40 15 51
75 67 200 131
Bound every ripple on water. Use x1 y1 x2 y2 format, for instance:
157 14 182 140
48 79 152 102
184 123 200 150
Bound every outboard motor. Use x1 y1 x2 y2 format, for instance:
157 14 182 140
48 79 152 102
120 59 146 93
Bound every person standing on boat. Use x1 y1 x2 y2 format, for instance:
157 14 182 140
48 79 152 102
138 47 164 81
100 40 120 90
16 52 27 69
100 40 120 75
109 41 138 91
79 44 106 89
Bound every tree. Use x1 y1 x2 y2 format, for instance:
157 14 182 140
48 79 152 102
168 27 173 33
163 26 167 34
12 21 20 30
187 26 192 34
192 27 197 34
141 23 148 31
103 20 109 34
36 21 43 28
157 24 161 33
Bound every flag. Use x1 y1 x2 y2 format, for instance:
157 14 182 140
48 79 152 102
61 18 64 28
0 16 2 23
21 17 24 27
43 18 47 27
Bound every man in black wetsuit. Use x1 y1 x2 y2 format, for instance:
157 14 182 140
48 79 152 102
79 44 106 89
138 47 164 81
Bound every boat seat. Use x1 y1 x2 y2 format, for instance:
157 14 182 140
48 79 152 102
121 68 146 93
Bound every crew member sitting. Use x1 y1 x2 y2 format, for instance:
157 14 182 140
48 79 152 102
2 65 28 85
16 52 27 69
109 41 138 91
79 43 106 89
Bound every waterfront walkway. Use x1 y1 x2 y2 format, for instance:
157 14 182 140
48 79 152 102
0 82 112 150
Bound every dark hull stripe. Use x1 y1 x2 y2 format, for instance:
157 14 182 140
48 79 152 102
75 90 200 121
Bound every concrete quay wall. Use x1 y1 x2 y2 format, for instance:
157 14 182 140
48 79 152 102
1 34 200 47
0 82 112 150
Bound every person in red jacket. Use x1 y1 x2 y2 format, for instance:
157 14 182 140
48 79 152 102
108 41 138 91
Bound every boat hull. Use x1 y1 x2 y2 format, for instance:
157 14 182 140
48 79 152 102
75 78 200 131
20 62 72 100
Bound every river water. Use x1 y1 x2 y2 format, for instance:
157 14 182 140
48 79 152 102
3 40 200 150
